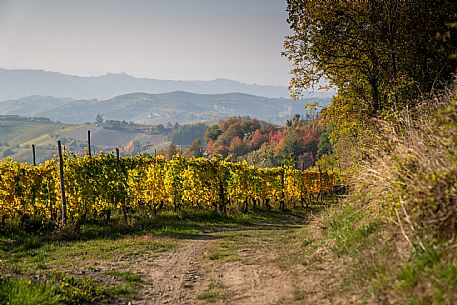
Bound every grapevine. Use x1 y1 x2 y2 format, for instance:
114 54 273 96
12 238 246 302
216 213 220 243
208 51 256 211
0 154 335 226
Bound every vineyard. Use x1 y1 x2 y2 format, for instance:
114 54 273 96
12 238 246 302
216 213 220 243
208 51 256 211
0 153 334 226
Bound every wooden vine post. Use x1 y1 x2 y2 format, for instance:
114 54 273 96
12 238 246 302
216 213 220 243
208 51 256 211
88 130 92 157
57 140 67 224
280 166 286 211
116 148 128 223
32 144 36 166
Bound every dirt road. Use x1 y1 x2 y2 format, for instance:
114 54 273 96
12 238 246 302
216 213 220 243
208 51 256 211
126 212 343 305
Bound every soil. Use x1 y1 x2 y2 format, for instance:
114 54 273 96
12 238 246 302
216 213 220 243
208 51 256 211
120 214 350 305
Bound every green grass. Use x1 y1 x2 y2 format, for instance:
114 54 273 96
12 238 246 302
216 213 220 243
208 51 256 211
104 270 142 284
0 277 62 305
0 272 119 305
0 234 174 303
102 270 144 298
197 291 226 302
208 240 243 262
323 203 381 257
6 237 176 273
397 246 457 305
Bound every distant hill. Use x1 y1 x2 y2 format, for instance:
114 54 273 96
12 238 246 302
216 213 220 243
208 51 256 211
0 68 308 100
0 91 330 125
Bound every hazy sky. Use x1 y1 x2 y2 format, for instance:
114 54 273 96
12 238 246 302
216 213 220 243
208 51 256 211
0 0 292 85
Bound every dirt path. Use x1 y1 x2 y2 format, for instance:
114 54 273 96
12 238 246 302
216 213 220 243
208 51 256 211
127 212 344 305
132 239 210 305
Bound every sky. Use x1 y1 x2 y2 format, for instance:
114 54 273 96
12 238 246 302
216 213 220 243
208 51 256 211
0 0 293 86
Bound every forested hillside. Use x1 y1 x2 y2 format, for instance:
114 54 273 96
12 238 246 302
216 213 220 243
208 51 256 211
203 115 327 169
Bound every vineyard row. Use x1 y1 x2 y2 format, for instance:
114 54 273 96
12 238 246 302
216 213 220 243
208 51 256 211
0 153 334 226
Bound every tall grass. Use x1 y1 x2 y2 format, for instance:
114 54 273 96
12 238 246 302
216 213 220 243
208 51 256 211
332 83 457 304
349 84 457 245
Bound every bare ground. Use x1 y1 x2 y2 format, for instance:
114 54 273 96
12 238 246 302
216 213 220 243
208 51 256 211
121 212 353 305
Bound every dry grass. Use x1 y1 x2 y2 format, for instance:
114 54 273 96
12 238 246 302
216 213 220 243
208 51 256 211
328 82 457 304
349 83 457 244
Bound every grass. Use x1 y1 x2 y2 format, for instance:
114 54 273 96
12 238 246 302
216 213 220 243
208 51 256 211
6 237 176 273
0 234 173 304
6 199 451 305
8 202 452 305
205 206 316 264
197 280 226 302
0 272 119 305
103 270 144 297
104 270 142 284
397 245 457 305
208 242 241 262
0 277 62 305
197 290 226 302
341 87 457 304
295 201 457 305
322 203 382 257
0 209 220 304
314 203 399 300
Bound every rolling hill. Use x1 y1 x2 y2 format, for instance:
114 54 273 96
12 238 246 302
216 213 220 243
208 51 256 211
0 91 330 125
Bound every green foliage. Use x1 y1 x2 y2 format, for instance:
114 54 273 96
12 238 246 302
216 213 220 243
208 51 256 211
205 125 223 142
316 125 333 159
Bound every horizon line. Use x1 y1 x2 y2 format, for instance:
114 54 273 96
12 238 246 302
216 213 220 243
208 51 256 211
0 66 290 88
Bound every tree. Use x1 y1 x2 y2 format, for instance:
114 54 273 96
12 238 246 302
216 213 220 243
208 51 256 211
284 0 457 124
292 114 301 128
168 123 207 146
188 139 203 157
167 143 178 159
156 124 165 133
317 126 333 159
229 136 248 157
205 125 222 142
250 130 268 150
95 113 104 124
